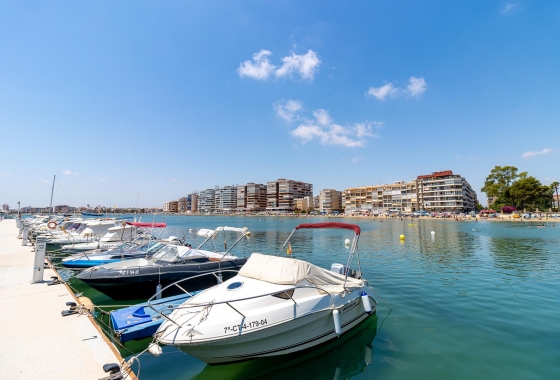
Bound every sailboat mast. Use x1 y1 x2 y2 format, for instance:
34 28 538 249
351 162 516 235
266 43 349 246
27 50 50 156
48 174 56 216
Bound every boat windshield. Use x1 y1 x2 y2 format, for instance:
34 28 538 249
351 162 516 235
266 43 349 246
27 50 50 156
152 246 179 263
143 242 166 253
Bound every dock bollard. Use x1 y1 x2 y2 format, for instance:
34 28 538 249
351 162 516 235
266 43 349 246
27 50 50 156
21 226 29 246
32 236 47 283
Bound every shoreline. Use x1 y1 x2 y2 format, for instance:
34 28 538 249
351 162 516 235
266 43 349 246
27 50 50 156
157 213 560 223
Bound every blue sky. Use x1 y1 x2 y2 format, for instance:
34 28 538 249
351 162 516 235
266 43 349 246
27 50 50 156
1 1 559 208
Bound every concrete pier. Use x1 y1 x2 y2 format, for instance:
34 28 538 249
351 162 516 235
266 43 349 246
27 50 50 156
0 219 132 379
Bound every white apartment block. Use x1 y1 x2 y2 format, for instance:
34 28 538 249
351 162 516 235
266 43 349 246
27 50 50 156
215 186 237 213
266 179 313 212
319 189 342 213
163 202 170 212
417 170 477 212
197 189 215 214
237 183 268 212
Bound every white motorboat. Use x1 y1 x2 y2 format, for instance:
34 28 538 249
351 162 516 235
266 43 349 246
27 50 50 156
151 222 377 364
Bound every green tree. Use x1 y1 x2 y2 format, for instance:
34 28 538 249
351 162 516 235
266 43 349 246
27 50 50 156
551 181 559 211
482 166 529 209
509 176 551 211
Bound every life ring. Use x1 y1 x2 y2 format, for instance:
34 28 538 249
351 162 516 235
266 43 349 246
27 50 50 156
47 221 57 230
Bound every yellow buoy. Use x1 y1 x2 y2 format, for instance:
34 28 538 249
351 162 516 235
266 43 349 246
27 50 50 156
399 234 405 240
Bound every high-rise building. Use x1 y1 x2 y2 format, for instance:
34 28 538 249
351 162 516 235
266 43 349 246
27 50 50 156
319 189 342 213
198 189 215 214
237 183 268 212
178 197 189 213
190 193 198 212
215 186 237 213
266 179 313 212
416 170 477 212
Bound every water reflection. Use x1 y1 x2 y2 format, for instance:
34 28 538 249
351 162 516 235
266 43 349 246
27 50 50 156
191 314 378 380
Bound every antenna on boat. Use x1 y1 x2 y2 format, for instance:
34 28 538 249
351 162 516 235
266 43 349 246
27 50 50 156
48 175 56 217
134 194 139 222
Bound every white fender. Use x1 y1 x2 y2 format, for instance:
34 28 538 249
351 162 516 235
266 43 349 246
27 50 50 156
148 343 162 356
333 309 341 336
361 291 372 314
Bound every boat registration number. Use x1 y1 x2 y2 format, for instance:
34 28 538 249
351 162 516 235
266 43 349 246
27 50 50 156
223 319 267 334
118 270 139 275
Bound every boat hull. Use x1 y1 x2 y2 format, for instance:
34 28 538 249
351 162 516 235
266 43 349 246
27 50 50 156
173 298 375 364
76 259 246 300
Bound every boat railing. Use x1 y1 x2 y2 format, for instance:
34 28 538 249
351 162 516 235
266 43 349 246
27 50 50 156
147 270 340 329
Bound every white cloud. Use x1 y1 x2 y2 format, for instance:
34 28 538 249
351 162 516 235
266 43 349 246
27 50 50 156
3 172 11 177
366 83 398 100
500 2 520 15
274 99 304 122
351 157 364 163
100 178 107 181
62 170 79 176
407 76 427 97
39 179 50 184
275 50 321 81
239 49 321 81
289 109 380 148
170 179 177 182
367 77 427 100
237 50 276 80
522 148 553 158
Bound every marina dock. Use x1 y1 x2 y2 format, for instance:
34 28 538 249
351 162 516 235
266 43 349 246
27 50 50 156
0 219 132 380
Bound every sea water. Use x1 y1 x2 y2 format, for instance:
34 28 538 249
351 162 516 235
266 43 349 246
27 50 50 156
67 215 560 379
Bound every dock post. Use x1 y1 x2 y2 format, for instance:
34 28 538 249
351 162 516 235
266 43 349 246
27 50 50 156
18 220 24 239
33 236 47 283
22 226 29 246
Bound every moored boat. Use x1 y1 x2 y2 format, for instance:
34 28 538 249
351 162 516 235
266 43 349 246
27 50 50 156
151 222 377 364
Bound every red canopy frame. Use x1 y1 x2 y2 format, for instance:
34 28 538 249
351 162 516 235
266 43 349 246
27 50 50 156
126 221 167 228
294 222 360 235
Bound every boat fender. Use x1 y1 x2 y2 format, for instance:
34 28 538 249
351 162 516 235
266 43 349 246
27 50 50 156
361 291 372 314
148 343 162 357
333 309 341 336
155 284 162 300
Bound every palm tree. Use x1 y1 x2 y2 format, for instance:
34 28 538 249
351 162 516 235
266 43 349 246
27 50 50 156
552 181 560 211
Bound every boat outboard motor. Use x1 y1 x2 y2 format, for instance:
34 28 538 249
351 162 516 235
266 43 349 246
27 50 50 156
330 263 357 278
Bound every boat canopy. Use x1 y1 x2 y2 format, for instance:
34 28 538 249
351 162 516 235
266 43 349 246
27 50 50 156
238 253 363 294
126 221 167 228
295 222 360 235
215 226 248 233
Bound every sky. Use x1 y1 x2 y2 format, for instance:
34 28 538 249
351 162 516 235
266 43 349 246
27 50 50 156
1 1 559 208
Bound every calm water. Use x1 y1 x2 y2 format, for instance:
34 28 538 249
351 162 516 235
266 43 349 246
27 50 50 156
63 215 560 379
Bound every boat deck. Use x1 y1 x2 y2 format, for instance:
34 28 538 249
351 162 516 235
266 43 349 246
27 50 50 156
0 219 134 379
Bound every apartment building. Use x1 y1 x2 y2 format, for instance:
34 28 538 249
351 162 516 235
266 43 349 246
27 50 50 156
343 182 418 214
178 197 188 213
215 186 237 213
197 189 215 214
266 179 313 212
237 183 268 212
416 170 477 212
295 196 313 212
319 189 342 213
343 170 477 213
190 193 198 212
